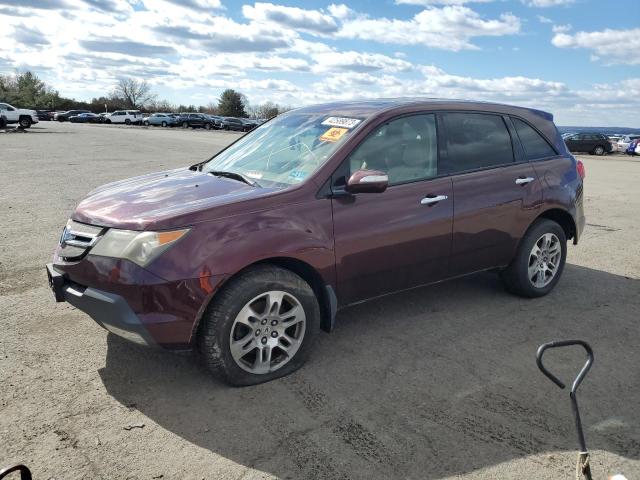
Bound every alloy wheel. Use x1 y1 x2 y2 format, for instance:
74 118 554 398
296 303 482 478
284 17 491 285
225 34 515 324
229 291 306 374
528 233 561 288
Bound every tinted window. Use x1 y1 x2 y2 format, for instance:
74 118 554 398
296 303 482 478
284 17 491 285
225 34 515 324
348 114 438 185
512 117 556 159
442 113 514 172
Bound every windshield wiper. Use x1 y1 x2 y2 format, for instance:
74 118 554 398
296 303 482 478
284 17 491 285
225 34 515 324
208 170 261 188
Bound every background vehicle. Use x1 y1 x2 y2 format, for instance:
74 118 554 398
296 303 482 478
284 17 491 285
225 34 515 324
36 110 54 121
55 109 90 122
616 134 640 152
105 110 144 125
626 138 640 156
564 133 612 155
47 99 585 386
205 114 223 129
0 102 39 128
221 116 249 131
69 112 101 123
240 118 258 131
178 113 215 129
143 113 178 127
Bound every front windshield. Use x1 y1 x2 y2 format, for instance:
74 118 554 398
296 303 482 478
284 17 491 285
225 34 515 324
203 112 364 188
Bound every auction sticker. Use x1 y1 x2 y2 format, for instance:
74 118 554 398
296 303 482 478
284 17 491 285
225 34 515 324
321 117 361 129
320 127 348 143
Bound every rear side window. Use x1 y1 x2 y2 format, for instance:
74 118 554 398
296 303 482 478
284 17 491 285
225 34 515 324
512 117 556 160
348 114 438 185
442 113 514 173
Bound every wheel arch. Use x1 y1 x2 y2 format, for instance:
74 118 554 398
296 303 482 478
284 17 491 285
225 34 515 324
193 256 337 343
535 208 577 244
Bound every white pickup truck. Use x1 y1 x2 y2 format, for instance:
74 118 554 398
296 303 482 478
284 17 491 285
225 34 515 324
0 102 39 128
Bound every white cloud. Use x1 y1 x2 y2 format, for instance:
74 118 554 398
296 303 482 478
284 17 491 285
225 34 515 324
327 3 353 19
551 23 571 33
523 0 574 7
552 28 640 65
396 0 492 5
242 2 338 34
312 50 413 73
536 15 552 23
337 5 521 51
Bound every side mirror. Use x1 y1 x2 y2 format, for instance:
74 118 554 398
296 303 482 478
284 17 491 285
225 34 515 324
345 169 388 194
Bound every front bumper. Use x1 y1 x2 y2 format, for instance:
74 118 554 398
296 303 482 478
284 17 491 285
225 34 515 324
47 263 155 346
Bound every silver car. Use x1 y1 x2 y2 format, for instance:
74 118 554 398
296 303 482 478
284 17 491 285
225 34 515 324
142 113 178 127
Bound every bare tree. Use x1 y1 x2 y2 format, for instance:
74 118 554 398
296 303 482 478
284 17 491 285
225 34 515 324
112 78 156 109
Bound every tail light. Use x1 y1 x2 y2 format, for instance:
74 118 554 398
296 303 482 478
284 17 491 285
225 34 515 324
576 159 586 179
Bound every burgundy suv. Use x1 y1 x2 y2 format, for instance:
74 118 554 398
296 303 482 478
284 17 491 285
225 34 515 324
47 99 585 386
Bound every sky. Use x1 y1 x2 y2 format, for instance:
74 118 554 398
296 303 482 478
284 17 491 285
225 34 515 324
1 0 639 126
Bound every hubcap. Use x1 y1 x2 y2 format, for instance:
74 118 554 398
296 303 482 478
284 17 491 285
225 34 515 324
229 291 306 374
528 233 561 288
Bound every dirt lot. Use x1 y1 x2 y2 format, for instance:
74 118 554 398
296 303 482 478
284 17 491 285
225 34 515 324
1 122 639 480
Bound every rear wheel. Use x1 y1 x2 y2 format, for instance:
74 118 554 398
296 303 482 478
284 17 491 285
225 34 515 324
593 145 605 156
143 120 149 126
125 119 131 125
182 122 189 128
204 123 212 130
161 121 167 127
18 116 32 128
500 219 567 298
198 265 320 386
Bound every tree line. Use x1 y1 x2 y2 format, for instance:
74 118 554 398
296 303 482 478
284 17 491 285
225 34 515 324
0 71 291 119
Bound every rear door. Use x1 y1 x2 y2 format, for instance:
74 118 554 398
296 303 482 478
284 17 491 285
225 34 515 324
331 113 453 304
440 112 542 276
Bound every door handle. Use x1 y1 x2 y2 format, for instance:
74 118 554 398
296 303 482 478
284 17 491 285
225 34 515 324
421 195 448 206
515 177 535 185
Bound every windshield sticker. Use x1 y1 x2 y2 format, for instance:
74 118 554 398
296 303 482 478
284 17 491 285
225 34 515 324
245 171 263 179
320 127 348 143
321 117 362 129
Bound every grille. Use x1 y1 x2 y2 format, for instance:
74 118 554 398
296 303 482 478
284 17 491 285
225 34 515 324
59 220 104 261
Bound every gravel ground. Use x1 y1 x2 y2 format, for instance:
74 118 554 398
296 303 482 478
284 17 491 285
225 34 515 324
1 122 639 480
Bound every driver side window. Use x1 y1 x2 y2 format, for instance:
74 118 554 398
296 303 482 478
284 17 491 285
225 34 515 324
348 114 438 185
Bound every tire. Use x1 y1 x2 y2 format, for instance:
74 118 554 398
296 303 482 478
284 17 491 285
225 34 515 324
143 121 149 126
0 116 6 128
105 119 111 124
500 219 567 298
204 123 212 130
593 145 605 156
182 122 189 128
125 119 131 125
198 265 320 386
19 117 32 128
161 121 167 128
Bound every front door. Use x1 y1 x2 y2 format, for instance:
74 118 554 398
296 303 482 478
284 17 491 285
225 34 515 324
440 112 542 276
331 113 453 305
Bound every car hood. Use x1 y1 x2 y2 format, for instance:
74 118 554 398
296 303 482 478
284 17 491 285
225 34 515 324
72 168 273 230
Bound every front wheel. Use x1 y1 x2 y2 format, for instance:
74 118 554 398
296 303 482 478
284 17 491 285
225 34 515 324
161 121 167 127
125 119 131 125
143 121 149 126
593 145 605 155
182 122 189 128
19 117 32 128
500 219 567 298
198 265 320 386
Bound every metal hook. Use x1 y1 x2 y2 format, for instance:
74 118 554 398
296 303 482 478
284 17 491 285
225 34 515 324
536 340 594 480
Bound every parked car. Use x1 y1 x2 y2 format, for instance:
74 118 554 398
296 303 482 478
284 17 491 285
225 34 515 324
616 135 640 153
69 112 102 123
55 110 91 122
104 110 144 125
143 113 178 127
46 99 585 386
178 113 215 129
205 115 224 129
626 138 640 156
0 102 39 128
221 116 249 131
563 133 612 155
240 118 259 131
36 110 54 121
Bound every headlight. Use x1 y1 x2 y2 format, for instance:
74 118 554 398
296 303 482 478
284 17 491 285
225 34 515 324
90 228 189 267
